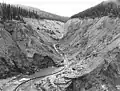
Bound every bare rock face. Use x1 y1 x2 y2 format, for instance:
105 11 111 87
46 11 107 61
23 16 120 91
0 18 64 79
3 16 120 91
58 16 120 90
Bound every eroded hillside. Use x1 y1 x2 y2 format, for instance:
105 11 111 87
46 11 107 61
1 1 120 91
0 17 65 79
4 16 120 91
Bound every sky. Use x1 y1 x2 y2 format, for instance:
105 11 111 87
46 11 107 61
1 0 106 17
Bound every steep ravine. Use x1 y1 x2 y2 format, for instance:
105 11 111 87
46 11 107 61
2 16 120 91
1 1 120 91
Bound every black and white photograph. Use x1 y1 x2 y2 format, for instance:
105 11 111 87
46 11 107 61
0 0 120 91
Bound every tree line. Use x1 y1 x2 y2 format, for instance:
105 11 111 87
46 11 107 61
0 3 69 22
0 3 39 21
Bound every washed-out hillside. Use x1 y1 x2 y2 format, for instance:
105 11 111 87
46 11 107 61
1 1 120 91
0 3 69 79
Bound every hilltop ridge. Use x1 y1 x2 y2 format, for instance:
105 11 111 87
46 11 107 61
71 1 120 19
